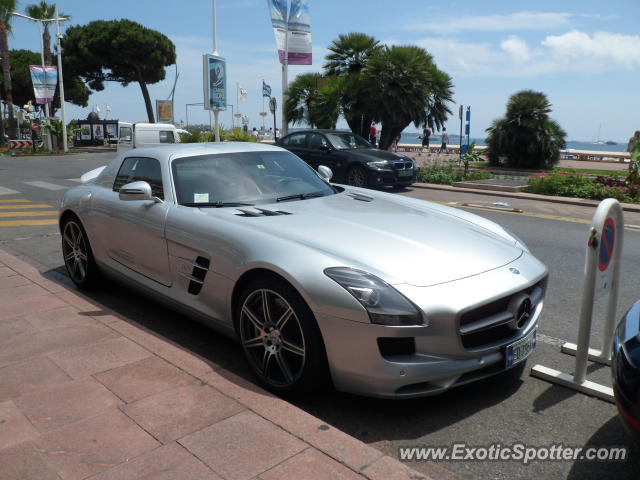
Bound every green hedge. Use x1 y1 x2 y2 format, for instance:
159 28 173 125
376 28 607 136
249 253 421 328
526 172 640 203
418 165 492 185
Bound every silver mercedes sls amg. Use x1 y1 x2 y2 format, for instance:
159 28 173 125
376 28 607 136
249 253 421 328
59 142 548 398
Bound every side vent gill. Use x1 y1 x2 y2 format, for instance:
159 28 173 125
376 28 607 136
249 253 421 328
177 256 210 295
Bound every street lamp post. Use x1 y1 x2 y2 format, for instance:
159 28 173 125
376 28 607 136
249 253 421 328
11 10 69 152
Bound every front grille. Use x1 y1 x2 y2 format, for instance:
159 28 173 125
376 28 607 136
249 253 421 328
459 277 547 349
393 161 413 170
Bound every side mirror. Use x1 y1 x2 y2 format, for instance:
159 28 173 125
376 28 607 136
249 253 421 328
119 181 161 202
320 144 332 153
318 165 333 182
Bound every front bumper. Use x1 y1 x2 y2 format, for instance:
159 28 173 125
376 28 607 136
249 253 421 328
315 258 547 398
612 301 640 443
366 167 417 186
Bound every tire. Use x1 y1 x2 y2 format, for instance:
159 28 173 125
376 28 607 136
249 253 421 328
61 216 100 289
236 277 328 395
346 165 368 188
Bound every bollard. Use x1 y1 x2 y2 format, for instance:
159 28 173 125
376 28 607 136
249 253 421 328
530 198 623 403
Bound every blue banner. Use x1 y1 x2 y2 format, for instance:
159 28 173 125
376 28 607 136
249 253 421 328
29 65 58 104
203 54 227 110
266 0 312 65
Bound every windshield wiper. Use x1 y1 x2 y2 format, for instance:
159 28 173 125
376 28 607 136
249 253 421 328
276 191 326 202
181 202 255 208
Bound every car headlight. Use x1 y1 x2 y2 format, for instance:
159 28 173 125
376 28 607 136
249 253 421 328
324 267 423 326
366 160 392 169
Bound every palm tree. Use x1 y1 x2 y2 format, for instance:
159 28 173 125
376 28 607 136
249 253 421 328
323 32 380 138
0 0 17 139
485 90 566 169
324 32 380 76
285 72 321 128
362 45 454 150
25 1 69 66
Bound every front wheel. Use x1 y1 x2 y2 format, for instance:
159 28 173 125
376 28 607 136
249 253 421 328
236 278 328 394
61 217 99 289
346 166 368 188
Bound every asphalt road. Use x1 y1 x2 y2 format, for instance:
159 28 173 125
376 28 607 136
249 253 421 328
1 152 639 480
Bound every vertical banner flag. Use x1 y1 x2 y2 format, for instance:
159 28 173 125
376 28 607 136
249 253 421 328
238 85 248 100
267 0 312 65
262 80 272 98
29 65 58 104
203 54 227 110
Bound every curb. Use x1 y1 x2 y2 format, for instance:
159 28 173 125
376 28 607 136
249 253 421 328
411 182 640 213
0 248 446 480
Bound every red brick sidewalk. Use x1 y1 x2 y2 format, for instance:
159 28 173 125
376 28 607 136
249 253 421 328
0 249 432 480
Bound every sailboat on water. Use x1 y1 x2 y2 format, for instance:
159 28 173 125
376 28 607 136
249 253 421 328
593 124 617 146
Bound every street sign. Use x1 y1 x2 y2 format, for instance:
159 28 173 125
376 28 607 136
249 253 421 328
9 140 33 152
269 97 277 114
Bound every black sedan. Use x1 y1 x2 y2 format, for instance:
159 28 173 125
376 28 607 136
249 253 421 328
612 300 640 443
276 129 417 188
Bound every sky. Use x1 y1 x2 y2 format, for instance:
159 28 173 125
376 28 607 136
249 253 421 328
10 0 640 142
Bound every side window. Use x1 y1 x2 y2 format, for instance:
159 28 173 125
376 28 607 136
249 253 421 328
119 126 132 142
308 133 328 150
159 130 175 143
113 157 164 200
282 133 307 147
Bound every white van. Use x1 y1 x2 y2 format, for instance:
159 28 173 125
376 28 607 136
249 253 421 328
117 122 181 152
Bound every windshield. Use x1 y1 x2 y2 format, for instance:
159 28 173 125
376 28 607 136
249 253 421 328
326 133 373 150
172 150 334 206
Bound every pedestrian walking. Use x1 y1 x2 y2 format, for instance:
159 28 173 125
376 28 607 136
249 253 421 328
369 122 377 144
421 126 431 149
439 128 450 153
389 134 400 152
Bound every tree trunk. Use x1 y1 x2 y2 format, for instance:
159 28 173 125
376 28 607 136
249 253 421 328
378 125 403 151
344 112 372 139
43 25 52 66
136 67 155 123
0 28 16 138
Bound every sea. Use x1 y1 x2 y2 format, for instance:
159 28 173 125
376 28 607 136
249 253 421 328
400 132 626 153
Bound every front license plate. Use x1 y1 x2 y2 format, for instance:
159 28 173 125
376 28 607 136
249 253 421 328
398 170 413 177
505 328 537 368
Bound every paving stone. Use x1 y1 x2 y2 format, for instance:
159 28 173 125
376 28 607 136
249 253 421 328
0 442 60 480
0 274 31 289
94 355 198 403
0 317 35 345
179 410 306 480
258 448 364 480
87 442 224 480
0 283 50 302
0 356 71 401
0 400 40 450
35 409 160 480
0 266 17 278
122 383 245 444
48 336 151 379
0 294 67 321
0 324 117 368
16 378 123 432
24 305 98 331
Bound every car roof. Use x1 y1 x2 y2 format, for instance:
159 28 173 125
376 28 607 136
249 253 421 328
282 129 353 136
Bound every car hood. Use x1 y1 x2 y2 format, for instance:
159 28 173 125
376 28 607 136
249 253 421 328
212 191 523 287
337 149 410 162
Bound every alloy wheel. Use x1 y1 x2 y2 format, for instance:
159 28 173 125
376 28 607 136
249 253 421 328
347 167 367 187
239 289 306 387
62 221 89 283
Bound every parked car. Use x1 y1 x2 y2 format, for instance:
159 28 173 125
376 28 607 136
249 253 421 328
60 142 547 398
276 129 417 189
612 301 640 443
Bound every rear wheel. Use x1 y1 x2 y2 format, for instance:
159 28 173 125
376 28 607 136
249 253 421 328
236 277 328 394
346 166 368 188
61 217 99 289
